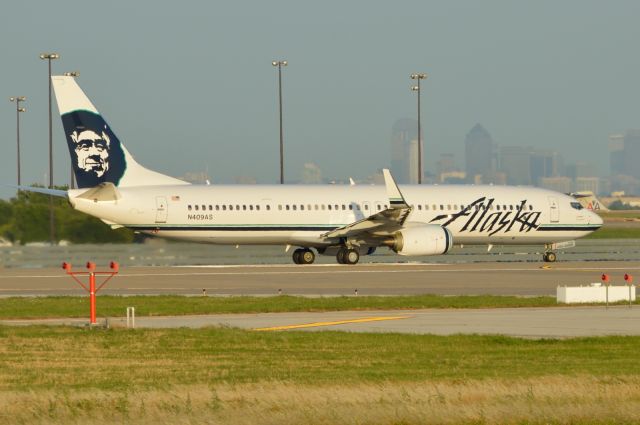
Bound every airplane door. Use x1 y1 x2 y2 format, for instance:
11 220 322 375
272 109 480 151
548 196 559 223
155 196 168 223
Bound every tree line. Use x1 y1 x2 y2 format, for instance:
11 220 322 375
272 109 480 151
0 187 135 244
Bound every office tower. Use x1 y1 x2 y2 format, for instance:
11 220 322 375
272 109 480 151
464 124 495 183
391 118 421 184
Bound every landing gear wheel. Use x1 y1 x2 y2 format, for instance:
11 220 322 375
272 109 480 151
336 248 347 264
292 249 303 264
344 248 360 265
300 249 315 265
293 248 315 265
543 251 557 263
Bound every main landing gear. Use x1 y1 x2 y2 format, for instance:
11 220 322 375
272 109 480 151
292 248 315 265
542 251 557 263
336 247 360 265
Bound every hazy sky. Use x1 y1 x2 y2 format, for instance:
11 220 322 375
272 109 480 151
2 0 639 199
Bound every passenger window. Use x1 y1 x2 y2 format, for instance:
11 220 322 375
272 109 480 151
432 204 437 210
321 205 325 210
440 205 444 210
509 205 513 210
293 205 297 210
286 205 290 211
342 205 346 210
243 205 247 211
379 204 384 211
364 204 369 210
529 205 533 211
188 205 192 211
195 205 199 211
256 205 260 211
278 205 282 210
222 205 227 211
349 204 353 210
447 205 451 210
315 204 319 210
216 205 220 211
266 205 270 211
425 205 429 210
328 205 332 210
236 205 240 210
335 204 339 210
496 205 501 211
229 205 233 211
249 205 253 211
300 205 304 210
308 204 312 210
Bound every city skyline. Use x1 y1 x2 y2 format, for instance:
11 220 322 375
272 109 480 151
2 1 640 199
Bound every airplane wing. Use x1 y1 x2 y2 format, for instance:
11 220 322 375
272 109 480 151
321 169 412 239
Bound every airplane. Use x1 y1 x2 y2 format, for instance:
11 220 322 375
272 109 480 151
18 75 603 265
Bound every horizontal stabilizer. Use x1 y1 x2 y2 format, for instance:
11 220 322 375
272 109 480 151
8 185 68 198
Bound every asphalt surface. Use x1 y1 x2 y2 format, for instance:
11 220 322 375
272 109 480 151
0 261 638 297
3 306 639 338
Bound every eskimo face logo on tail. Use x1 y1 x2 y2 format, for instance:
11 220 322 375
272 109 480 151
70 130 110 177
62 111 126 188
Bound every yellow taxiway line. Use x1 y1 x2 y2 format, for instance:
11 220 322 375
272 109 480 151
254 315 411 331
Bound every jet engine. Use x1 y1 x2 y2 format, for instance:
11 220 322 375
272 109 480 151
389 224 452 256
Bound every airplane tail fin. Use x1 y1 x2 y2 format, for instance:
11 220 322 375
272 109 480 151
51 76 189 189
570 191 609 212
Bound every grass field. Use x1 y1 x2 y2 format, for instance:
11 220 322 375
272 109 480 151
0 294 571 319
584 226 640 239
1 326 640 424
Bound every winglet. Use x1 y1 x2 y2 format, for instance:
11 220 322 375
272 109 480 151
382 169 409 209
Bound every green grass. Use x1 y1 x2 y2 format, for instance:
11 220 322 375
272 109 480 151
0 326 639 391
584 227 640 239
600 211 640 219
0 295 565 319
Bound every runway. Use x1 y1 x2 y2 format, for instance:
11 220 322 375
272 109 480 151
3 306 639 338
0 260 638 296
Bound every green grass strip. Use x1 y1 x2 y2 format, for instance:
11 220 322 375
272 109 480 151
0 295 569 319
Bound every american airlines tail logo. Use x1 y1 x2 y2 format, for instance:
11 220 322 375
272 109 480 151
429 197 541 236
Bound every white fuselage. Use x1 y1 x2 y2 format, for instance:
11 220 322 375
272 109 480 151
68 183 603 248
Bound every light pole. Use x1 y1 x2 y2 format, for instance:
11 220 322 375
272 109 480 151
63 71 80 189
9 96 26 187
410 73 427 184
272 60 287 184
40 52 59 245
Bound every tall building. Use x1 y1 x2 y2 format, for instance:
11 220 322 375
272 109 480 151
499 146 532 185
391 118 422 184
302 162 322 184
608 133 624 175
464 124 495 183
530 150 562 185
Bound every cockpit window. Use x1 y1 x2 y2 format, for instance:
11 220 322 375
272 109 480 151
570 202 583 210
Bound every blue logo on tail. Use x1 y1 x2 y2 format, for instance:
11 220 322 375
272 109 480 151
61 110 126 188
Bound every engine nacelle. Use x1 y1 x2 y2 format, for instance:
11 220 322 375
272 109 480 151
391 224 452 256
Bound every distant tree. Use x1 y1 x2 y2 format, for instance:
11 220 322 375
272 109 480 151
608 200 640 210
1 186 134 244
